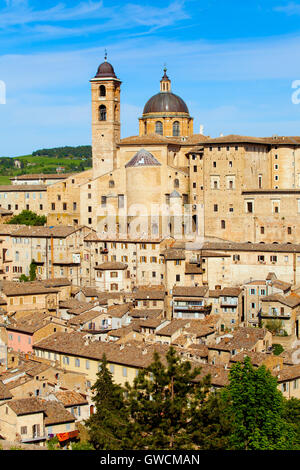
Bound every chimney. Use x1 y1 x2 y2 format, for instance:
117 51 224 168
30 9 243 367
199 124 204 135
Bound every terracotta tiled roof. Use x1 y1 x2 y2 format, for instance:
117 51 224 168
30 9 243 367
67 309 104 326
139 318 164 329
209 287 242 298
9 225 84 238
203 134 300 146
134 287 165 300
0 280 59 296
119 134 178 146
271 280 292 292
201 241 300 253
6 397 46 416
172 286 208 297
185 263 203 274
130 309 163 319
185 344 209 357
95 262 128 270
209 327 269 352
84 230 100 242
34 332 170 369
230 351 274 366
11 173 74 181
42 400 75 425
41 278 72 288
107 303 131 318
261 293 300 308
193 363 230 387
54 390 88 407
156 319 189 337
244 280 267 286
276 365 300 383
0 185 47 192
0 381 13 400
6 312 53 334
163 249 186 261
60 299 98 316
80 287 101 297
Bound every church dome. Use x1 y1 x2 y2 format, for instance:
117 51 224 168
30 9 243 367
143 92 189 115
95 58 117 79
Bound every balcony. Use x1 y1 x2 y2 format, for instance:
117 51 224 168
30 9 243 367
260 310 290 319
21 434 47 443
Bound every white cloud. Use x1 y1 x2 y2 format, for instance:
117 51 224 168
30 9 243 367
2 30 300 154
0 0 190 38
274 2 300 15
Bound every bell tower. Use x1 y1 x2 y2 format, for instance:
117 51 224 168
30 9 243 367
90 53 121 177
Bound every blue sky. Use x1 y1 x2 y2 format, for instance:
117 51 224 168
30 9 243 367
2 0 300 156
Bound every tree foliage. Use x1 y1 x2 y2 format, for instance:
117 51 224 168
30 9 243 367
6 210 46 226
85 354 128 450
272 343 284 356
32 145 92 159
84 350 300 451
123 347 211 450
221 356 296 450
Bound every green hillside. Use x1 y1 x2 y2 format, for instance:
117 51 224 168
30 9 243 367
0 146 92 184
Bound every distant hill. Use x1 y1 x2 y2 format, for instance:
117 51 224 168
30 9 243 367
0 146 92 184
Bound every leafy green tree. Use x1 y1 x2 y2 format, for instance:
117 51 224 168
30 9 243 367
283 397 300 448
123 346 211 450
19 274 29 282
46 436 61 450
222 356 296 450
265 319 284 336
71 441 94 450
272 344 284 356
85 354 128 450
6 210 46 226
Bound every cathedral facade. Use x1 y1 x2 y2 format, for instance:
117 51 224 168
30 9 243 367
46 58 300 245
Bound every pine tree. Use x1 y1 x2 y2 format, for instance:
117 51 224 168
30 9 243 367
189 390 233 450
123 346 211 450
85 354 128 450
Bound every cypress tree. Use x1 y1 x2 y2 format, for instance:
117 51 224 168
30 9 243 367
85 354 128 450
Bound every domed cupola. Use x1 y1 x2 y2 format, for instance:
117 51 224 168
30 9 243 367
139 67 193 138
94 51 117 79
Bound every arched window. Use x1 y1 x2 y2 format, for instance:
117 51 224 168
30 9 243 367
109 180 115 188
174 179 179 188
99 85 106 97
155 121 163 135
99 105 106 121
173 121 180 136
144 121 147 135
221 220 226 229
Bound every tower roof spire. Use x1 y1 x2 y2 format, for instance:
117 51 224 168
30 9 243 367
160 65 171 92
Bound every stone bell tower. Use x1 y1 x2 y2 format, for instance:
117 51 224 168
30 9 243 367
90 53 121 177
